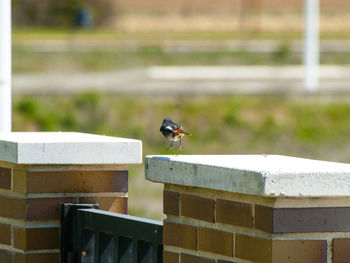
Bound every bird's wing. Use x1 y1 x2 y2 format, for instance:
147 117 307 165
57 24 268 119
163 126 174 132
176 127 190 135
162 125 179 135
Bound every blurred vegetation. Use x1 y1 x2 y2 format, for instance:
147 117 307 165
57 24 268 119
12 28 350 41
12 93 350 218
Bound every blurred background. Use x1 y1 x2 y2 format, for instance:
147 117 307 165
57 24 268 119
10 0 350 219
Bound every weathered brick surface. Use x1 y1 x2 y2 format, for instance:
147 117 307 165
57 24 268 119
0 196 76 221
0 250 11 263
14 170 128 193
163 190 179 216
15 252 59 263
256 205 350 233
0 167 11 190
79 196 127 213
273 207 350 233
0 250 59 263
0 196 26 220
181 253 215 263
27 197 76 221
216 199 252 228
13 227 60 250
0 223 11 245
181 194 215 222
198 227 233 257
235 234 272 263
272 240 327 263
163 251 179 263
13 170 26 193
255 205 273 232
163 221 197 250
333 238 350 263
13 227 26 250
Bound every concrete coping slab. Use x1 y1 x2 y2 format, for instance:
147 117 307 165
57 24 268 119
145 154 350 197
0 132 142 165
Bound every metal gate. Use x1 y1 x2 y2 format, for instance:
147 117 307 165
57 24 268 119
61 203 163 263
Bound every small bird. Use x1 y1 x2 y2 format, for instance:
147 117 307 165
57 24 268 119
160 118 190 150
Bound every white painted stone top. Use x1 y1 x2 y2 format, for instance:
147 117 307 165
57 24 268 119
145 155 350 197
0 132 142 164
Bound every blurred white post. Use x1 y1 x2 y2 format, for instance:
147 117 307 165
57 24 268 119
0 0 12 132
304 0 319 92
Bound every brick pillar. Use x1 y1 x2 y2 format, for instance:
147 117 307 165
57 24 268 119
0 132 141 263
146 155 350 263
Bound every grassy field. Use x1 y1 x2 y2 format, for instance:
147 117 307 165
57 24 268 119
12 93 350 219
13 28 302 41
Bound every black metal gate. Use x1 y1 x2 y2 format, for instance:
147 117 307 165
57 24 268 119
61 203 163 263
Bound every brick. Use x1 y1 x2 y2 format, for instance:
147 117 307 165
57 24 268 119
0 167 11 190
79 196 127 213
0 196 76 221
13 227 59 250
198 227 233 257
27 197 76 221
181 253 215 263
14 253 25 263
163 190 179 216
25 170 128 193
333 238 350 263
13 227 26 250
0 250 13 263
0 223 11 245
13 170 26 193
256 206 350 233
235 234 272 263
0 196 26 220
181 194 215 222
0 242 59 263
274 207 350 233
15 256 25 263
163 251 179 263
255 205 273 232
163 222 197 250
216 199 252 228
272 240 327 263
15 253 59 263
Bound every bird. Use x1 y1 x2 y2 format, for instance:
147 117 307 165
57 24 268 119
160 118 190 150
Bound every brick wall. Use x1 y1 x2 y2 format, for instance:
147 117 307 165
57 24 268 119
0 164 128 263
163 184 350 263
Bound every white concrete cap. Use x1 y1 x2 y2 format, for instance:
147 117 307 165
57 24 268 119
145 155 350 197
0 132 142 165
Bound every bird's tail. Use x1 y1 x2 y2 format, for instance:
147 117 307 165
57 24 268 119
177 128 191 136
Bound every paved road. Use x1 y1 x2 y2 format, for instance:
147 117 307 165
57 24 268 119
13 65 350 95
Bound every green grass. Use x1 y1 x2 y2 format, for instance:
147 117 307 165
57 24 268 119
12 93 350 219
13 28 303 41
13 93 350 161
12 27 350 41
